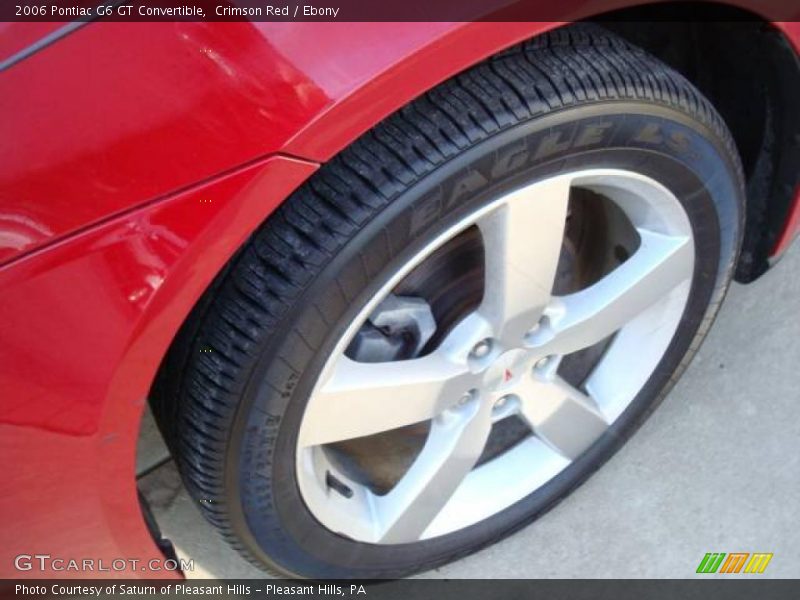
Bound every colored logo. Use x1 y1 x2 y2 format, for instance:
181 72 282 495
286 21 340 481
696 552 773 574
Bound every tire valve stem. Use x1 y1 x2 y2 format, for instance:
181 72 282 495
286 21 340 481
326 471 354 499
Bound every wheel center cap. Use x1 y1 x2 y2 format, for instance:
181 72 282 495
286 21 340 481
483 348 528 392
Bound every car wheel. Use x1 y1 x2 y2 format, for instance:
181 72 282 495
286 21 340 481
159 24 744 578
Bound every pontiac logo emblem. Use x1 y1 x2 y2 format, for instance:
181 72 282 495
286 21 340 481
483 349 526 391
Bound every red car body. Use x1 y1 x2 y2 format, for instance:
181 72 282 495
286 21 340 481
1 11 798 578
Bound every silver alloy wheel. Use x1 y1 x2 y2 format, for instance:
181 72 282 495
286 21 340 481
296 169 694 544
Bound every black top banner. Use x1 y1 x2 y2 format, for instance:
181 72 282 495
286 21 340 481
4 0 800 22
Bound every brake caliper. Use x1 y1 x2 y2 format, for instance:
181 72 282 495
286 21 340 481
347 294 436 363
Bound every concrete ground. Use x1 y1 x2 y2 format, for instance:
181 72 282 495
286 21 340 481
138 242 800 579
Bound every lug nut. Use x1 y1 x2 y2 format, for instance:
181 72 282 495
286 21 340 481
458 391 473 406
495 395 510 409
535 356 551 370
470 339 493 359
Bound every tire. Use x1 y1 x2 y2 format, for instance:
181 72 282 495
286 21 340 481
156 23 744 579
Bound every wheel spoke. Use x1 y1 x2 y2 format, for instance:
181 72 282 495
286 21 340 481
518 376 608 460
375 396 493 543
477 176 572 344
539 229 693 356
299 352 475 447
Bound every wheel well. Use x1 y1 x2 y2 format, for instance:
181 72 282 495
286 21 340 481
592 4 800 281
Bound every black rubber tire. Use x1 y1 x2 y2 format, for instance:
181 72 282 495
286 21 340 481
155 23 744 579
